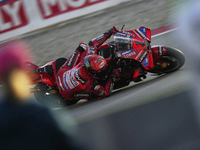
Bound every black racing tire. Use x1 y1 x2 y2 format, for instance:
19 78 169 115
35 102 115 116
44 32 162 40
164 47 185 72
33 83 79 108
149 47 185 74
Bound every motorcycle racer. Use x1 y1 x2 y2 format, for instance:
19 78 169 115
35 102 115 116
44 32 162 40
56 55 120 101
35 26 120 102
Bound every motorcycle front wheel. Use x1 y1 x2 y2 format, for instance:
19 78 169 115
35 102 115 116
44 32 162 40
149 47 185 74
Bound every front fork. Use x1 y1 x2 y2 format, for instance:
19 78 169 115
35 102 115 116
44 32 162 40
151 45 168 69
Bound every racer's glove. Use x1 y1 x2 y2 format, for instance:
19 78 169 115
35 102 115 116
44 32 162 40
110 68 121 82
76 42 88 52
109 26 119 35
105 26 119 37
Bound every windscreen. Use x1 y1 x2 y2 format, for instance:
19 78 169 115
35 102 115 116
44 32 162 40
114 36 132 52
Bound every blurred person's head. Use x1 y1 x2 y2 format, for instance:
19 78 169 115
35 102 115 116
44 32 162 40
0 40 32 103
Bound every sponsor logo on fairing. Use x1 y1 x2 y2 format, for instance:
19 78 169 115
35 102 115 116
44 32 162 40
115 32 127 37
123 31 136 38
135 50 143 60
124 51 136 58
121 49 133 56
139 27 147 36
138 51 148 62
158 46 163 56
117 49 134 57
136 29 147 39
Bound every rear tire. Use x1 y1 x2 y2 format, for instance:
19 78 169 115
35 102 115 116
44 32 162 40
33 83 79 108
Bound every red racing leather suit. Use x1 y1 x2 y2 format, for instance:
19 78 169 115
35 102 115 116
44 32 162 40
55 27 118 100
56 60 114 100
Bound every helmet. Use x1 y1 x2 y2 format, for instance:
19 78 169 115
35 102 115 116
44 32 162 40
114 35 132 52
84 55 108 80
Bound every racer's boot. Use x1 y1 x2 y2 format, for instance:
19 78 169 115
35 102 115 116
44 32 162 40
139 68 147 79
26 64 53 76
35 65 53 76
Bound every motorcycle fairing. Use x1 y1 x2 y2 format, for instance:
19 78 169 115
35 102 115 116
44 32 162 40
139 26 151 42
25 61 39 73
114 30 154 70
31 72 55 87
114 31 147 60
141 52 154 70
151 45 168 69
117 49 134 57
142 58 149 67
25 61 56 87
151 45 167 60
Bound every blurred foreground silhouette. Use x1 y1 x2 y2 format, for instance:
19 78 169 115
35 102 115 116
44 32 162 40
0 40 86 150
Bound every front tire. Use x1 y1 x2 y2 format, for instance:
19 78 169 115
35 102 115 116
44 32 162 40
149 47 185 74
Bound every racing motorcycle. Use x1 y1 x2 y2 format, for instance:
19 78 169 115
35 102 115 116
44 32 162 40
26 26 185 107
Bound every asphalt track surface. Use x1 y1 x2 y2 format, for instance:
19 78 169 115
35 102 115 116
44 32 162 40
60 28 193 124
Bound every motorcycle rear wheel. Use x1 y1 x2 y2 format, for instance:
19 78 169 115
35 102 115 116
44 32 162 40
33 83 79 107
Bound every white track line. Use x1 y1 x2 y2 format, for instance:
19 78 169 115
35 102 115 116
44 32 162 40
152 27 179 38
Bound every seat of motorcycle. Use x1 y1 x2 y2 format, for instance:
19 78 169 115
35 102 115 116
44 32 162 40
55 58 68 73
